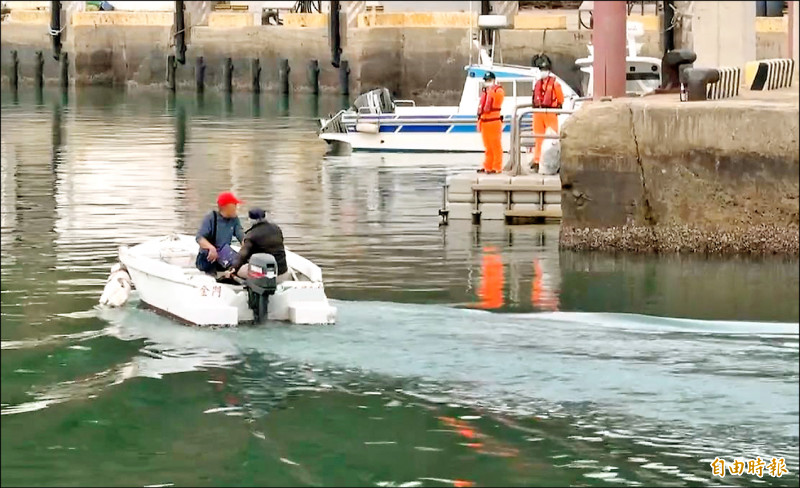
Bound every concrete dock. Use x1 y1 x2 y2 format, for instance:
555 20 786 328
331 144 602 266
442 172 563 224
559 87 799 255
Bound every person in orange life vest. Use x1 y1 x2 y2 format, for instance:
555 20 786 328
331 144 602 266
531 55 564 167
477 72 505 174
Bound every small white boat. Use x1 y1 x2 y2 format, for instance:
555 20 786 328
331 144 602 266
116 234 337 327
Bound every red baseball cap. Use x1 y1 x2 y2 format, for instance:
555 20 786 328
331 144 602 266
217 191 243 207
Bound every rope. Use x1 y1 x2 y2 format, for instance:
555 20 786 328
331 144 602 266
48 25 65 37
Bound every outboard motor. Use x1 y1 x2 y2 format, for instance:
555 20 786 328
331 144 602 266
245 253 278 323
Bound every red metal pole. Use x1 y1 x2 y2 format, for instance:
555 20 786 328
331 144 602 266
592 0 628 100
789 1 796 61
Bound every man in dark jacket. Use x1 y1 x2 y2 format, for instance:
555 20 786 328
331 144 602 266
229 208 291 283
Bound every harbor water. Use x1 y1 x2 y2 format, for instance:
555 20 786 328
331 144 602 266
1 88 798 487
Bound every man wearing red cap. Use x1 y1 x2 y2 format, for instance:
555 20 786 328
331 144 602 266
195 191 245 275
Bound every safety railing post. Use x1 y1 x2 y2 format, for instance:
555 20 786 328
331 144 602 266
504 103 578 176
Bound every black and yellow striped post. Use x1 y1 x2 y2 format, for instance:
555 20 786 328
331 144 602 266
747 59 795 90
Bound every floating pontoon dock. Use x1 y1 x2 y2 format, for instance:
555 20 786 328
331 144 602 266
439 103 579 225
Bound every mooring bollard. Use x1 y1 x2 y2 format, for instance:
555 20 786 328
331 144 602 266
339 59 350 96
35 51 45 89
658 49 696 93
167 54 176 91
224 57 234 94
10 50 19 91
308 59 320 95
279 58 290 95
59 52 69 90
195 56 205 93
682 67 720 102
251 58 261 93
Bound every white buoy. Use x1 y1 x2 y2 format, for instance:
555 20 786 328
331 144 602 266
355 122 379 134
99 263 132 308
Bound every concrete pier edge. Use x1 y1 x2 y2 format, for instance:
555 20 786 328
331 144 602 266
558 90 800 257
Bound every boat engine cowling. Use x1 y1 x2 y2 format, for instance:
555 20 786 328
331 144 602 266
245 253 278 323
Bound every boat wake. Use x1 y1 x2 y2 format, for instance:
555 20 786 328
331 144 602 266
3 299 797 469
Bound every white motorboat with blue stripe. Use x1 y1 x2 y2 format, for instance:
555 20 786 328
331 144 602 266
318 17 660 154
319 65 579 153
318 14 580 153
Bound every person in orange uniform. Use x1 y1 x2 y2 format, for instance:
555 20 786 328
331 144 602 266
531 55 564 168
477 72 505 174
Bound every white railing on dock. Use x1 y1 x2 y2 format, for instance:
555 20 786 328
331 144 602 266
505 103 581 176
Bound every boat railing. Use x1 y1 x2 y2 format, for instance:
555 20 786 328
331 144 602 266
318 109 347 135
506 103 579 176
394 99 416 107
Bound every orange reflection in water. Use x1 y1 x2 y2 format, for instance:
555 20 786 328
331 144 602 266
437 416 520 461
477 247 504 310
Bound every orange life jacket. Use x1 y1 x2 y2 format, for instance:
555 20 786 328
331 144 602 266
533 76 562 109
478 84 504 122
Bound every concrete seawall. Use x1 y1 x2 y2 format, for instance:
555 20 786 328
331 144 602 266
559 89 799 256
0 24 625 98
0 17 655 99
1 11 793 100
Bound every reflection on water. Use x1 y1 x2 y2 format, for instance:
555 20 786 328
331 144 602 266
1 88 798 487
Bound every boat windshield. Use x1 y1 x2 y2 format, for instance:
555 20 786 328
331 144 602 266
352 88 395 114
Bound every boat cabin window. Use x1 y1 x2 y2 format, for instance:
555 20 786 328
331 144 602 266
516 80 533 98
498 81 514 97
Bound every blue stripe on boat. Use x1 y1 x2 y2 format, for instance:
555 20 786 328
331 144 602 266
447 124 512 133
467 68 533 79
346 123 510 134
398 125 450 133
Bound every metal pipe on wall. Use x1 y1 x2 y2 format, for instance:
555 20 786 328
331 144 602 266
175 0 186 65
50 0 62 60
329 0 341 68
662 0 675 55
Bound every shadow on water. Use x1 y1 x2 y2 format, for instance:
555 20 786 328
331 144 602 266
252 93 261 118
175 103 186 170
278 95 290 117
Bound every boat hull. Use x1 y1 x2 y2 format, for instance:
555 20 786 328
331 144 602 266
321 130 510 153
118 235 336 326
